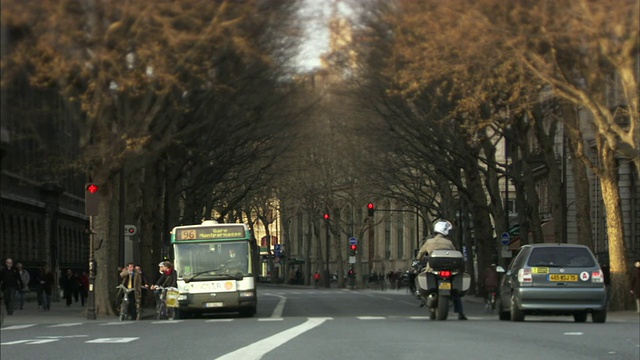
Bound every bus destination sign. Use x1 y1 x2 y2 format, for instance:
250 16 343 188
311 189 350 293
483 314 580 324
176 225 245 241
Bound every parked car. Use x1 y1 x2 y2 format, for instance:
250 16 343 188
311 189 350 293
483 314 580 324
498 243 607 323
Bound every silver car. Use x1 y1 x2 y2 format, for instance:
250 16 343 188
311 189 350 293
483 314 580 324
498 243 607 323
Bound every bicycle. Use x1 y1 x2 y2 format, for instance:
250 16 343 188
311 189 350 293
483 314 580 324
116 284 136 321
154 286 178 320
485 290 497 313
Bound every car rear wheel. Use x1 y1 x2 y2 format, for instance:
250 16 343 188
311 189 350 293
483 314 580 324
573 312 587 322
498 299 511 321
510 295 525 322
592 309 607 323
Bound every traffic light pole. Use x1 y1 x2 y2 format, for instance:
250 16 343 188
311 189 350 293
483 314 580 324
87 216 96 320
324 221 330 288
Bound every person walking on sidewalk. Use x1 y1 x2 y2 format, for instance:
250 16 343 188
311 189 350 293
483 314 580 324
39 266 54 311
59 269 77 307
630 259 640 314
79 272 89 306
0 257 23 316
15 262 31 310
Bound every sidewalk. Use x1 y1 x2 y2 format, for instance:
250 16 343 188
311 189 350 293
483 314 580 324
1 296 156 327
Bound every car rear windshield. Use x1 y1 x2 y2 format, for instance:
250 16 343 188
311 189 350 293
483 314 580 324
526 247 596 268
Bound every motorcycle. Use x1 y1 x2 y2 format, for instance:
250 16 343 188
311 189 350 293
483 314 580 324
414 249 470 320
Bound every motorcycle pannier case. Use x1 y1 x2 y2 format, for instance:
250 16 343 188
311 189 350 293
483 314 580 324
428 250 464 271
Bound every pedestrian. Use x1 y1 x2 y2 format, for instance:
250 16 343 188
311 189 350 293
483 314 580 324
630 259 640 314
35 267 45 309
0 257 23 316
79 272 89 306
59 269 77 306
15 262 31 310
40 266 54 311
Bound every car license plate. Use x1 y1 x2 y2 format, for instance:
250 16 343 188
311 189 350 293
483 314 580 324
205 302 223 308
549 274 578 282
439 282 451 290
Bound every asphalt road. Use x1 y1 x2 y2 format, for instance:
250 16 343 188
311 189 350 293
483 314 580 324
1 284 638 360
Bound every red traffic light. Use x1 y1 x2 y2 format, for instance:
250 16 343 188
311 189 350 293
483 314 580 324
323 213 330 220
86 184 99 194
367 203 375 217
350 244 357 251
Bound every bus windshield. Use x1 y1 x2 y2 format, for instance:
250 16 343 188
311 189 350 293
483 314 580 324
174 241 251 280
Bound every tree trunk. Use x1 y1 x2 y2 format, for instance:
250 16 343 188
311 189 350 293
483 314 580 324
93 179 118 317
564 104 594 249
599 143 630 310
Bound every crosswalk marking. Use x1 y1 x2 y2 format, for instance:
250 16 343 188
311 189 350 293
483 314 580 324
205 319 234 322
357 316 386 320
86 337 138 343
48 323 83 328
1 324 36 331
99 322 134 326
150 320 183 324
258 318 283 321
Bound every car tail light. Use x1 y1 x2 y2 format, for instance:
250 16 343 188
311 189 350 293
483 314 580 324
591 270 603 283
438 270 452 278
518 268 532 283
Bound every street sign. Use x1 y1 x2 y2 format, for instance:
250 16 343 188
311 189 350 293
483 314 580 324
500 232 510 246
349 237 357 245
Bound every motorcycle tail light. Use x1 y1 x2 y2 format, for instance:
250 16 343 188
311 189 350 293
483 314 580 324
439 270 452 278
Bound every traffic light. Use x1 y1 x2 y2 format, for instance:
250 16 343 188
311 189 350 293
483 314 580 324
367 203 375 217
349 243 357 256
85 183 101 216
124 225 138 236
323 213 330 220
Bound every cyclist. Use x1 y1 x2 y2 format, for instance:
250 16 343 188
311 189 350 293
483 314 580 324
483 264 499 311
313 272 320 288
151 261 177 319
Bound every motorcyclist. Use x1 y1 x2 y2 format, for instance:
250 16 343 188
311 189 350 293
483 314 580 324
416 220 467 320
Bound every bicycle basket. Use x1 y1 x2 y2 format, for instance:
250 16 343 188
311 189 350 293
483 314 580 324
165 287 180 308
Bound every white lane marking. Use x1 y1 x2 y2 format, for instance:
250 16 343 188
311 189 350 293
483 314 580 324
1 324 36 331
564 332 584 336
48 323 83 328
410 316 430 320
357 316 386 320
86 337 139 343
271 295 287 318
258 318 283 322
205 319 234 323
216 317 332 360
100 322 134 326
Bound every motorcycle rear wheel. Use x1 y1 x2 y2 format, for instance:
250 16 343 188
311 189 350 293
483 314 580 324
436 295 449 320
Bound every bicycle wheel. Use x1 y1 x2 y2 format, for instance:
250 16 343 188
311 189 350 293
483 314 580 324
119 301 127 321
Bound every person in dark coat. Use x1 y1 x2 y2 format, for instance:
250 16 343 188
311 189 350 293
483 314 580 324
59 269 78 306
0 257 23 316
37 266 55 311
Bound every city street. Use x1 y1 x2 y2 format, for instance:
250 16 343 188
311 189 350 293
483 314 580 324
2 284 638 360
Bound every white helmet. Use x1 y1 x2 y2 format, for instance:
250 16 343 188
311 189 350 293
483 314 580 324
434 220 453 236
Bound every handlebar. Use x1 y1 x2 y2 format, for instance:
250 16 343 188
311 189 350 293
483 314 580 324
115 284 136 293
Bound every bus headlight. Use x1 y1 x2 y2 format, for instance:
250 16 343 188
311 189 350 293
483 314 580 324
239 291 254 298
177 295 187 301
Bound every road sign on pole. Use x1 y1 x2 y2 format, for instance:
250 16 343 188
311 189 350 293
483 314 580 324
349 237 357 245
500 232 510 246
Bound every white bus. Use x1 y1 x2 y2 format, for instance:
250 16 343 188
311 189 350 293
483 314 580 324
170 220 258 318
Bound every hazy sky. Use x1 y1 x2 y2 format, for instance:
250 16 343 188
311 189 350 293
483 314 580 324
295 0 354 71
